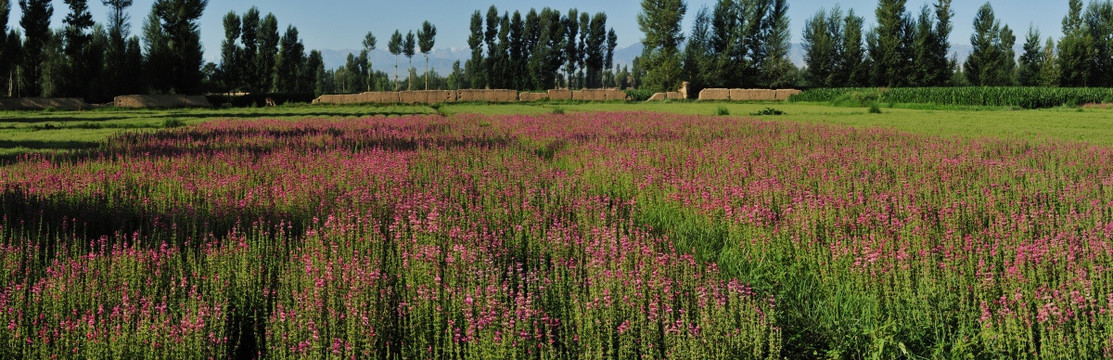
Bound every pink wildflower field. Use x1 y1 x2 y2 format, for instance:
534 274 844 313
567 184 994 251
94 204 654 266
1 112 1112 358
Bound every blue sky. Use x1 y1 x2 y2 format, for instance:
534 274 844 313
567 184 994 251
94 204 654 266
6 0 1069 59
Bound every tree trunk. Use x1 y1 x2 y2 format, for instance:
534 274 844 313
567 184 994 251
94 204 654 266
425 55 429 90
394 57 399 91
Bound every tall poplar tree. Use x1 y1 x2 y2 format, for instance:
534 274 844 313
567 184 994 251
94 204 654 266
1059 0 1089 86
964 2 1014 86
62 0 94 97
1018 27 1045 86
637 0 686 92
417 21 436 90
403 31 415 90
682 6 712 94
0 0 11 96
585 13 608 88
219 12 241 92
563 9 579 88
19 0 52 96
362 31 376 91
1085 1 1113 86
762 0 794 88
102 0 138 96
872 0 913 86
274 25 305 93
467 11 484 89
803 8 838 87
841 10 868 86
256 13 279 93
240 7 259 92
389 30 403 90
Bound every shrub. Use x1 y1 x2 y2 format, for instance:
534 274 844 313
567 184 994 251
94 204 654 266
624 89 656 102
163 118 186 128
751 107 785 116
717 106 730 116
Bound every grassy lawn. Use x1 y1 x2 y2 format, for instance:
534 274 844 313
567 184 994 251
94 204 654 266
463 101 1113 146
2 101 1111 159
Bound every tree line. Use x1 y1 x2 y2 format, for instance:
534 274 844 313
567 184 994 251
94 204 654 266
638 0 796 93
461 6 622 91
0 0 211 101
802 0 1113 88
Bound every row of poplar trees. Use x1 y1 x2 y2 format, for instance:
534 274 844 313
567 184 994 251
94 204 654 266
216 7 325 95
802 0 1113 88
464 6 620 91
638 0 795 93
801 0 954 88
0 0 209 101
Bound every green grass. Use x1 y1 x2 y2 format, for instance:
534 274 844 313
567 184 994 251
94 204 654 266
0 104 437 159
4 101 1113 159
444 102 1113 146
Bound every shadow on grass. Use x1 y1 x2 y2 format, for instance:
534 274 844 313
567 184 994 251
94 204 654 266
0 110 433 124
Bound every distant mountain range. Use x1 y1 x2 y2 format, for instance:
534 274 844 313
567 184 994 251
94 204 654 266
316 43 983 78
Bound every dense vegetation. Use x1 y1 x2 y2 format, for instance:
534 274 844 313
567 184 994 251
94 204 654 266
801 0 1113 89
0 1 624 101
2 111 1113 358
789 86 1113 108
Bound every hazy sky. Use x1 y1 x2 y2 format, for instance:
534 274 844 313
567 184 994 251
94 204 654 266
5 0 1069 58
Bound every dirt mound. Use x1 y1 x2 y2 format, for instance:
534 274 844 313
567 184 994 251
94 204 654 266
115 95 212 109
0 98 90 111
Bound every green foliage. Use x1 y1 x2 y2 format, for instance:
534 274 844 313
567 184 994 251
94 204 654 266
822 89 883 107
254 13 279 93
18 0 53 96
102 0 134 98
1085 0 1113 86
868 102 883 113
683 7 713 95
273 25 305 94
762 0 795 88
417 21 436 90
873 0 913 86
841 10 868 86
1017 27 1045 86
162 118 185 128
624 89 655 102
750 107 784 116
144 0 208 95
792 86 1113 109
637 0 686 92
910 1 953 87
239 7 260 90
1059 0 1090 86
62 0 95 98
716 106 729 116
803 7 840 87
218 12 242 92
583 13 609 88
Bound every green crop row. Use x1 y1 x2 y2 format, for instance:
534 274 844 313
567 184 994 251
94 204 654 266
789 87 1113 108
